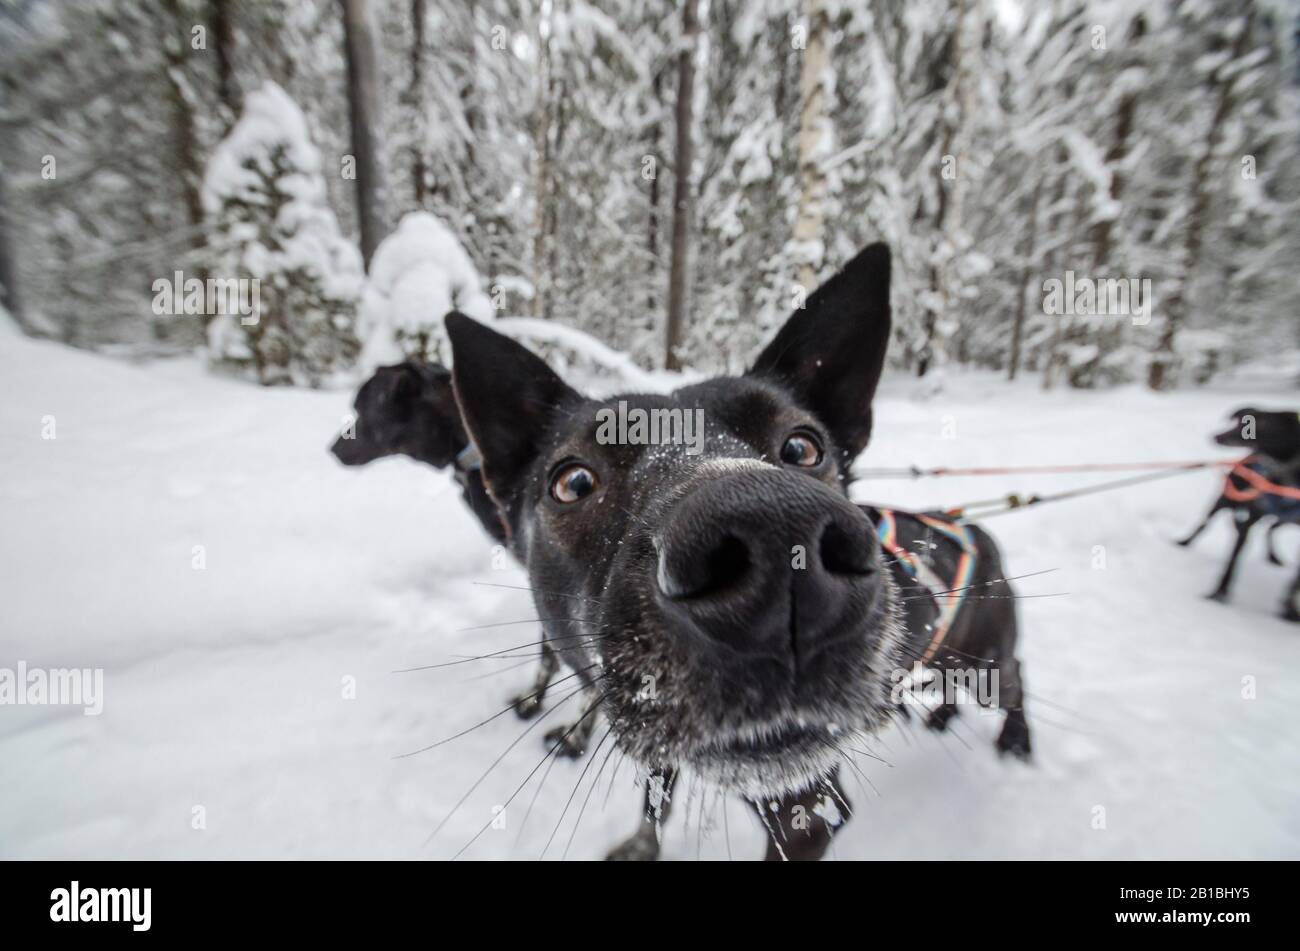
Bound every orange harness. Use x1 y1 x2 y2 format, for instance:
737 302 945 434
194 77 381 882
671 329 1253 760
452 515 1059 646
1221 456 1300 503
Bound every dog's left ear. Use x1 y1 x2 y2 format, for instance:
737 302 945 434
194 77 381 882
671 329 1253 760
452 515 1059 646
749 242 892 460
445 312 580 513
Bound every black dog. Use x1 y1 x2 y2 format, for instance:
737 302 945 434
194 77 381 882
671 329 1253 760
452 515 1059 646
1177 407 1300 620
330 360 506 544
442 244 1031 860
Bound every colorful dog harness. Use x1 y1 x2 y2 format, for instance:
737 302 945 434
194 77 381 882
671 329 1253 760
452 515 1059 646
1222 455 1300 519
876 509 978 664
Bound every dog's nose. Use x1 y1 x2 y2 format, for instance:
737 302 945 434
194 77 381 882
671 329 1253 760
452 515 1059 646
655 468 880 662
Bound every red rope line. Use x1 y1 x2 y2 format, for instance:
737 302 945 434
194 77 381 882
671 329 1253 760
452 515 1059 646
926 460 1230 477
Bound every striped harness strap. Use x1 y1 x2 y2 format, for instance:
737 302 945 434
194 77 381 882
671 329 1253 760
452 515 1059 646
876 509 979 664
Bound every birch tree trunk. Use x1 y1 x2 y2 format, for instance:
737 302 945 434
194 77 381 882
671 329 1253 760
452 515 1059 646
664 0 700 371
342 0 390 270
792 0 831 293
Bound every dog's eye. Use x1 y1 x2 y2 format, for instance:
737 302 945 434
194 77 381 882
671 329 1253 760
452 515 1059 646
780 432 823 468
550 463 599 503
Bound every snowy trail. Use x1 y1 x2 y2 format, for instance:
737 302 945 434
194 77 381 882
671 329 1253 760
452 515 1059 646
1 333 1297 859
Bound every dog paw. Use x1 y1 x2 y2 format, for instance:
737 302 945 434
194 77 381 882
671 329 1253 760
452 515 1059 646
1206 590 1230 604
605 829 660 861
926 704 960 732
1281 607 1300 623
510 691 544 720
544 724 588 758
996 725 1032 761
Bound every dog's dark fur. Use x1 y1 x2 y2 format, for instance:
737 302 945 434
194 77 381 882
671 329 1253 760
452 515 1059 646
431 244 1031 860
330 360 505 543
1177 407 1300 620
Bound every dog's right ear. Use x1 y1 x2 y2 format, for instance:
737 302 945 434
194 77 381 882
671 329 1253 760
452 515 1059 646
749 242 892 461
445 312 580 509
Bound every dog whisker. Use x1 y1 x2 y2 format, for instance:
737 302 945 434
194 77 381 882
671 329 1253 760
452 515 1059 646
395 630 610 672
452 688 614 860
918 567 1060 598
834 747 879 799
461 657 544 682
471 581 604 604
455 616 586 632
396 666 594 759
427 681 588 846
560 728 620 861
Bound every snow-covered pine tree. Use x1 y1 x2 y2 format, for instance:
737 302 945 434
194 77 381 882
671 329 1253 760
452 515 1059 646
356 210 492 370
202 82 363 386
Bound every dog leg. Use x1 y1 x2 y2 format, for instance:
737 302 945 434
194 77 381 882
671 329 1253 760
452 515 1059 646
1208 513 1259 602
993 655 1032 759
1282 562 1300 623
1265 521 1285 567
749 769 851 861
543 686 599 758
509 642 560 720
925 700 960 732
1176 499 1224 547
605 768 676 861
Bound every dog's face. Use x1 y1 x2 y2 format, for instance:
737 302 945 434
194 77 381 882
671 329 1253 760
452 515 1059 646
330 361 466 468
447 245 902 798
1214 406 1300 457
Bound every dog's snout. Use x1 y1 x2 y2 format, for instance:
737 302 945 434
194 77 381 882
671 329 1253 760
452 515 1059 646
656 469 880 662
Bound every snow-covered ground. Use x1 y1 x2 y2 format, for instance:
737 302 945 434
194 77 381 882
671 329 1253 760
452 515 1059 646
1 328 1298 860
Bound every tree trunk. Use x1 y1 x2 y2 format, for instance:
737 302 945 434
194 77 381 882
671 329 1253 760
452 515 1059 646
162 0 208 340
664 0 700 371
409 0 428 207
545 80 567 321
792 0 831 292
1090 14 1145 272
209 0 239 126
0 164 23 326
1148 9 1251 391
918 0 977 377
1009 177 1042 381
342 0 390 269
647 68 662 315
531 3 553 318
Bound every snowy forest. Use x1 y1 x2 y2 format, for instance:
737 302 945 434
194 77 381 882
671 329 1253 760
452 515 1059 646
1 0 1298 389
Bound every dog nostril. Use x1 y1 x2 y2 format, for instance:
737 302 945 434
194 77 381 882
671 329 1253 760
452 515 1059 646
703 535 751 594
660 534 751 600
819 521 875 576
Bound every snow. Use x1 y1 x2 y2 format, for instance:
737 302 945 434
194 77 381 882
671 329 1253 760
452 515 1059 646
1 332 1298 859
356 212 493 371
